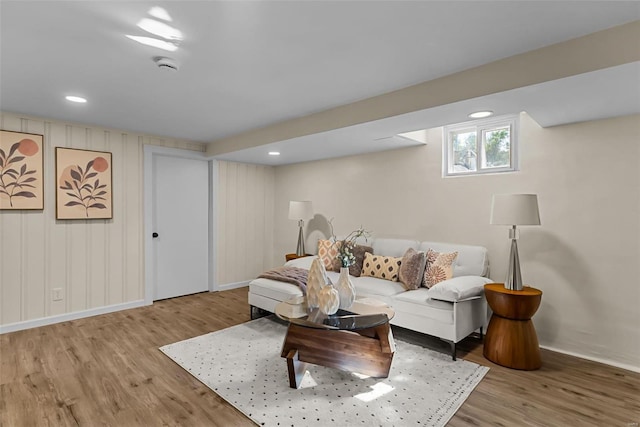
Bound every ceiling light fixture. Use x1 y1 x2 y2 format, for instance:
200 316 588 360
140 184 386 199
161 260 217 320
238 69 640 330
268 151 280 156
65 95 87 103
154 56 179 71
137 18 182 41
468 110 494 119
148 7 172 22
126 35 178 51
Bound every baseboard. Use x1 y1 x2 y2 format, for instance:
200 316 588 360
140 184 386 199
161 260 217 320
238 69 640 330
0 300 149 334
217 280 250 292
540 344 640 373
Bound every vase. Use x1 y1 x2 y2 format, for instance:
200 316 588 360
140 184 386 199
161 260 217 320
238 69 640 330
336 267 356 309
306 258 328 309
318 283 340 315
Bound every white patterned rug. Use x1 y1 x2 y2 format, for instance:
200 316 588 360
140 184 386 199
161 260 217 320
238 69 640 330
160 317 488 426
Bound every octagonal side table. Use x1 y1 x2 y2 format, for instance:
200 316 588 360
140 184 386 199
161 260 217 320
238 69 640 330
483 283 543 370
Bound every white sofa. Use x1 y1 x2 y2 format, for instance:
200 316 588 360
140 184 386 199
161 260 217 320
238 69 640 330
248 238 491 360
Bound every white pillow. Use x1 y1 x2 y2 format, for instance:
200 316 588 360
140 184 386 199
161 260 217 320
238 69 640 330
426 275 492 302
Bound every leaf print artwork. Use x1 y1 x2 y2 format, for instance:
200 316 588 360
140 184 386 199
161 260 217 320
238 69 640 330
0 131 44 210
56 148 112 219
59 158 109 216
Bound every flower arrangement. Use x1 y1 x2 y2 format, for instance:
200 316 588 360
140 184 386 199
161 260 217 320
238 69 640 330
328 219 371 268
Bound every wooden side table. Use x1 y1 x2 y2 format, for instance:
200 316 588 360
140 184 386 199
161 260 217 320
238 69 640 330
285 253 311 262
483 283 543 370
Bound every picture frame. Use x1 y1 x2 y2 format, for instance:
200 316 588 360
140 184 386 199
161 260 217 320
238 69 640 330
55 147 113 219
0 130 44 210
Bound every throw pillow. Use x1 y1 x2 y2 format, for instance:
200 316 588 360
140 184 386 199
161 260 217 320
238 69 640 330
317 239 340 270
361 252 402 282
423 249 458 288
331 244 373 277
398 248 427 290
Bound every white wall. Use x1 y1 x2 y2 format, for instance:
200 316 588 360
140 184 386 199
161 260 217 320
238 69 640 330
216 161 275 286
0 112 206 328
272 113 640 370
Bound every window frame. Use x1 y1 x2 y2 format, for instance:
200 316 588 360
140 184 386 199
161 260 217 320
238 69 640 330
442 114 519 177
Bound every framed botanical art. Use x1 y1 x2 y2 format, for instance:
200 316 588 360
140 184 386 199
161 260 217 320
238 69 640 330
55 147 113 219
0 130 44 210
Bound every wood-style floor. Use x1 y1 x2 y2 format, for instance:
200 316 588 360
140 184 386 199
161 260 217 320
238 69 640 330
1 288 639 426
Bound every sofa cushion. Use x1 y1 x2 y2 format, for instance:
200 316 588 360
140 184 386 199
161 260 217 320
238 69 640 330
423 249 458 288
361 253 402 282
372 238 420 257
426 276 493 302
352 275 406 297
317 240 339 270
419 241 488 277
398 248 427 291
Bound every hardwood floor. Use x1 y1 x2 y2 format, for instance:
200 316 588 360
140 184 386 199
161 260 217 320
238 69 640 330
1 287 639 426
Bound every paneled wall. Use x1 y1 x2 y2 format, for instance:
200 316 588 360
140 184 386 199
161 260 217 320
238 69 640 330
273 113 640 370
0 112 205 327
216 161 275 286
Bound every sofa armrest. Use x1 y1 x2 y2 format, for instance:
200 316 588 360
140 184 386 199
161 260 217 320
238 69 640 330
284 255 317 269
426 275 493 302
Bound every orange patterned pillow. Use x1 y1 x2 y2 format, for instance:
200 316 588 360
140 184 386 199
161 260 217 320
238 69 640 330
423 249 458 288
317 239 340 270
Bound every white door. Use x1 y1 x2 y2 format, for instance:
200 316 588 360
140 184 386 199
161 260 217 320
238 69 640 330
152 154 209 300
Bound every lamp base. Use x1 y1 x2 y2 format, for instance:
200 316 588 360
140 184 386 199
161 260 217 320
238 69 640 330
295 220 305 256
505 233 523 291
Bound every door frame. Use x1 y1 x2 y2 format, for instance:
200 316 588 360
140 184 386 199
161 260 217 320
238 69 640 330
143 145 218 305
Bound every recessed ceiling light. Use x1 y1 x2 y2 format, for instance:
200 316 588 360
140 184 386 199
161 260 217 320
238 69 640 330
137 18 182 41
268 151 280 156
468 111 493 119
154 56 179 72
65 95 87 103
126 35 178 52
148 7 172 22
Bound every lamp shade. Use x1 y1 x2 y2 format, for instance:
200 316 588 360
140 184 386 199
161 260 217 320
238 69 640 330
490 194 540 226
288 201 313 220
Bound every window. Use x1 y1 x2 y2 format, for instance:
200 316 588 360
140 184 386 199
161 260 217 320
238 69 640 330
443 115 518 177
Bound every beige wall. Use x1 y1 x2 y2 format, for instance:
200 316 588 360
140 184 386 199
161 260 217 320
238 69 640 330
3 109 638 370
273 113 640 370
0 112 205 327
216 161 275 286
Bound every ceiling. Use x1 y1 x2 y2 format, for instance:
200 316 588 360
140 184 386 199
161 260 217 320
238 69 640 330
1 1 639 165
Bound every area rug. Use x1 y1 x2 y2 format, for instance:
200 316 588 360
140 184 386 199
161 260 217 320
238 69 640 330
160 317 488 426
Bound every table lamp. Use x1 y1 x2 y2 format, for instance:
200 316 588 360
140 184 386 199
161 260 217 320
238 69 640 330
289 201 313 256
490 194 540 291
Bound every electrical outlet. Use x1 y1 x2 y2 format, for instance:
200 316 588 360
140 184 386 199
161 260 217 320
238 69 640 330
52 288 63 301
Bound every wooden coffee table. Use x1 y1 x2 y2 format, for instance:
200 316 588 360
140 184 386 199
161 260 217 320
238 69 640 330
275 297 396 389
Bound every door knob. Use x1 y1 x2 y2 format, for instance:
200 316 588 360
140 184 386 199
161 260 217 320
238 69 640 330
152 232 159 238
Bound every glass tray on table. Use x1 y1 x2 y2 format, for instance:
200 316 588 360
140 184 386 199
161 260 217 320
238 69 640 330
275 296 395 331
